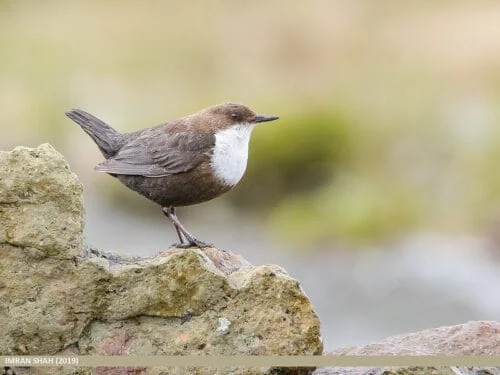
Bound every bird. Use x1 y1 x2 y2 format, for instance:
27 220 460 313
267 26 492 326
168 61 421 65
65 103 279 248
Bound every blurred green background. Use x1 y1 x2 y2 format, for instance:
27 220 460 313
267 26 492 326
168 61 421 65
2 0 500 351
2 0 500 247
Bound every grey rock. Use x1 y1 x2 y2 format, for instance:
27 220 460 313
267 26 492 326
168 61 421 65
0 144 322 375
331 321 500 356
315 321 500 375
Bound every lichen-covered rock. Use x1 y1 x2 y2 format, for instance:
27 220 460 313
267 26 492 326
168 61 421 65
0 144 322 375
0 144 84 256
314 321 500 375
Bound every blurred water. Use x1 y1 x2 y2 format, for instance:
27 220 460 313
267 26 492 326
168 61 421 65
83 190 500 352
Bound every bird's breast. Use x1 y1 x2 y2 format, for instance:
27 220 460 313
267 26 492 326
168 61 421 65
210 124 255 186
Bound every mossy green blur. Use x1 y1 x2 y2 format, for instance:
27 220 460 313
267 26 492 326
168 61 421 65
270 173 423 245
233 110 353 210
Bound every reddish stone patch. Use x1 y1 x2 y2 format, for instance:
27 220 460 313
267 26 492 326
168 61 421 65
99 332 135 355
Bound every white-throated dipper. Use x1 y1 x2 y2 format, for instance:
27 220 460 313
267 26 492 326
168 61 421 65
65 103 279 248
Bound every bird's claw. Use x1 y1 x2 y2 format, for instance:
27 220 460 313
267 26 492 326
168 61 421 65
170 239 213 249
190 240 214 248
170 242 192 249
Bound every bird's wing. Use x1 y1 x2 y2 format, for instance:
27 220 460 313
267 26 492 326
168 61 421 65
94 128 215 177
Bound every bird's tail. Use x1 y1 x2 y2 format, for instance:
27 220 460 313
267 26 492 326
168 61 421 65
65 109 123 158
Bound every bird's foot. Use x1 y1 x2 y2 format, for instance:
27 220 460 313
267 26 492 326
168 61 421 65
171 238 213 249
162 207 213 248
170 242 194 249
190 239 214 248
185 235 213 248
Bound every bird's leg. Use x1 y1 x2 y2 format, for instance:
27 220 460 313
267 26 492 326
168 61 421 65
162 207 188 246
171 207 188 245
162 207 213 248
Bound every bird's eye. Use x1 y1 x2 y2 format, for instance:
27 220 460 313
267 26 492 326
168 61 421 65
231 113 240 121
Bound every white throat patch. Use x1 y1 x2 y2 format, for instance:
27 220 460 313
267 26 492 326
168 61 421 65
211 123 255 186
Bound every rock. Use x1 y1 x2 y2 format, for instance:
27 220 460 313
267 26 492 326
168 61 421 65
314 321 500 375
0 144 322 375
0 143 84 256
332 320 500 356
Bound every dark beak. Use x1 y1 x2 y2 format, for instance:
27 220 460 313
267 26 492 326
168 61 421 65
254 115 279 123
